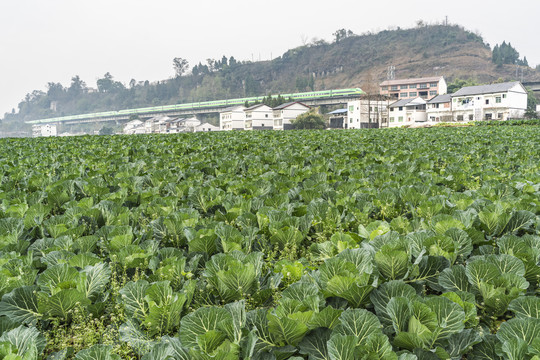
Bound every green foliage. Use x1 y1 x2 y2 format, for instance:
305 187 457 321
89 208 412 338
492 41 527 66
447 78 479 93
0 127 537 358
291 109 326 129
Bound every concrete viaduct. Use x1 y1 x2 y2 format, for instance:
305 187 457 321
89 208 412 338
28 96 362 126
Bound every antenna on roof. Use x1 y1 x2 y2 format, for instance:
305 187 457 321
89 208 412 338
387 66 395 80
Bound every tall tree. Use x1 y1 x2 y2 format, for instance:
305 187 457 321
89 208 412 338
68 75 86 97
332 28 354 43
97 72 125 93
47 82 65 100
173 57 189 77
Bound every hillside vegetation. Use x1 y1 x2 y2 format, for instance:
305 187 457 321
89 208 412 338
3 24 539 126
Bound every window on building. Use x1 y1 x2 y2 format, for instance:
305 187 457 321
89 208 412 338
503 94 507 98
485 113 492 120
419 84 428 89
398 116 404 122
457 115 464 121
265 114 268 118
391 85 398 90
390 108 394 112
399 107 403 111
390 117 395 122
409 84 417 89
400 93 407 97
409 92 417 97
349 105 354 112
401 85 408 89
349 118 353 123
469 114 474 121
496 97 501 103
498 113 503 119
381 86 388 90
485 99 490 105
430 83 438 87
429 91 437 96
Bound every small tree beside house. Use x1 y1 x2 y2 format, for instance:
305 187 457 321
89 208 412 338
291 109 326 129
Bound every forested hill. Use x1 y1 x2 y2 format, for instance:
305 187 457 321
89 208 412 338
4 24 540 123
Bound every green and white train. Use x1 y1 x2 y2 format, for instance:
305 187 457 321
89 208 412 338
26 88 364 124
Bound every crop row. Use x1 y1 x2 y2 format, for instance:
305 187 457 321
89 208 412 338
0 127 538 359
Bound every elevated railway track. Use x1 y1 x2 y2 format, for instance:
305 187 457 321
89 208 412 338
25 88 364 126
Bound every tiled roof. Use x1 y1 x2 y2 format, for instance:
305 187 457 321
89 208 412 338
380 76 443 86
427 94 452 104
389 99 413 107
389 97 426 108
221 105 246 112
272 101 310 110
328 109 348 115
452 82 523 97
245 104 271 111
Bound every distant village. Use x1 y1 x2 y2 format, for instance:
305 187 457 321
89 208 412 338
32 76 534 137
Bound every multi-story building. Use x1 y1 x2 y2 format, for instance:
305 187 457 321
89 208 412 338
426 94 453 122
346 96 390 129
144 115 171 133
244 104 273 130
380 76 447 100
167 117 201 133
220 106 246 130
451 82 527 121
388 98 427 127
123 120 145 134
272 102 310 130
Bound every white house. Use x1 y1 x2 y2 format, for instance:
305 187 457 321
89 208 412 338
244 104 273 130
346 96 390 129
168 117 201 133
388 97 427 127
426 94 453 122
272 102 310 130
144 115 171 133
220 106 246 130
123 120 145 134
451 82 527 121
194 123 220 132
32 124 57 137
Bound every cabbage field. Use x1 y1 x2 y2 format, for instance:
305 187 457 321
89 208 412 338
0 127 539 359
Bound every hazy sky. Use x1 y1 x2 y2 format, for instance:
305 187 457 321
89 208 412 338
1 0 539 117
